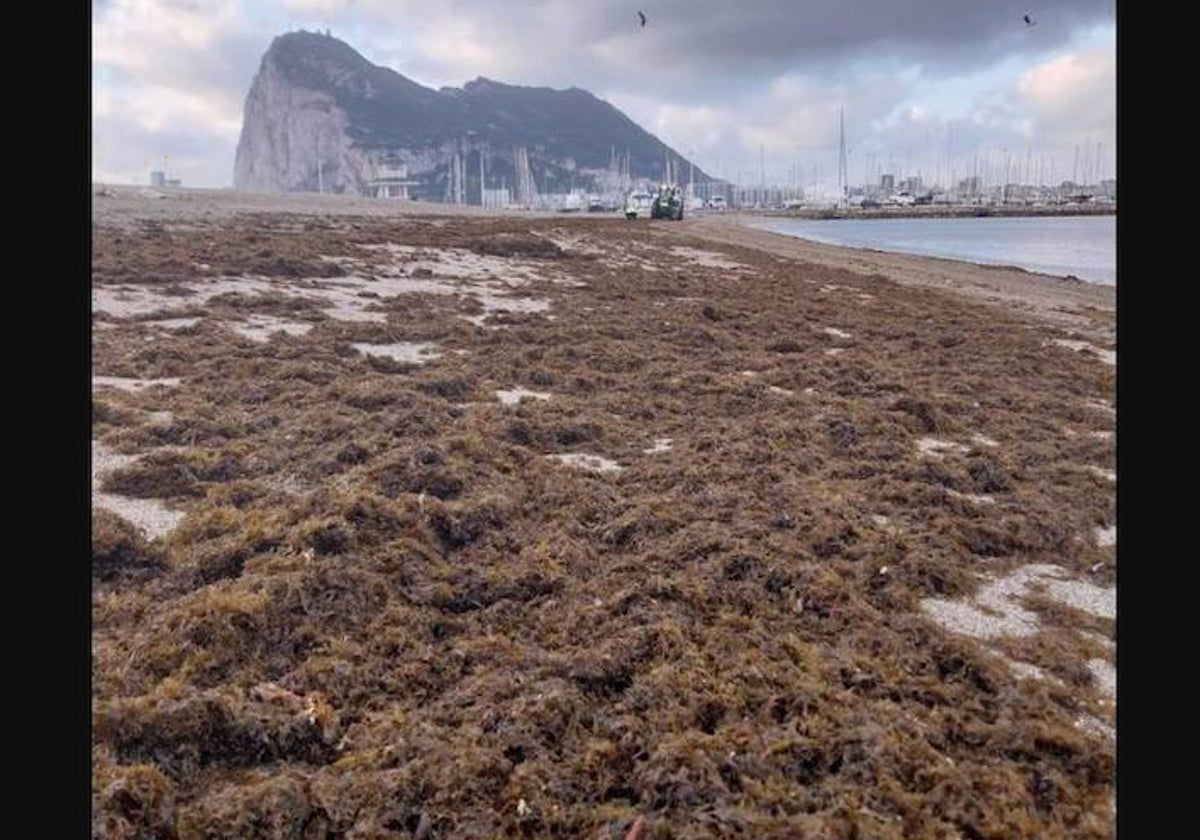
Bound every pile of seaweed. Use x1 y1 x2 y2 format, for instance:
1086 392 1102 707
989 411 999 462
92 211 1115 838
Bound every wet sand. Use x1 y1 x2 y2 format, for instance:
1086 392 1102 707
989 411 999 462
685 214 1115 342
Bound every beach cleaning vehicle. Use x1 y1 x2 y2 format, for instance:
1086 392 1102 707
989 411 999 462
650 184 684 220
624 187 653 219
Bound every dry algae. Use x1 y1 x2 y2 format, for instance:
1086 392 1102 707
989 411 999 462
91 205 1117 838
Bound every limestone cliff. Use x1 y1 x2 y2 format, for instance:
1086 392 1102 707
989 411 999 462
234 30 708 199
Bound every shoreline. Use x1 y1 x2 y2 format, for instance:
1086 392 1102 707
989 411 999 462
90 183 1116 343
746 204 1115 221
741 215 1113 286
680 213 1115 343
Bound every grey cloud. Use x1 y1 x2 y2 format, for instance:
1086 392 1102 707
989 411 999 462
103 29 270 110
92 1 1114 188
93 112 233 186
350 0 1113 99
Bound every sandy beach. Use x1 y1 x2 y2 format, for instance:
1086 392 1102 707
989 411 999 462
692 214 1114 340
92 185 1115 838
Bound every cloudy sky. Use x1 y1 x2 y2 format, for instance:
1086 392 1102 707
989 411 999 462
93 0 1116 194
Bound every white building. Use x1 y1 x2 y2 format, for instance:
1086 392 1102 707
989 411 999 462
366 163 420 199
482 187 511 209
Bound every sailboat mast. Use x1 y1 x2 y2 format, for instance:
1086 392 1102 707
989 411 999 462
838 108 848 202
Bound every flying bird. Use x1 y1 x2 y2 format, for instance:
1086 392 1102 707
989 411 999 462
638 11 647 27
1023 14 1037 27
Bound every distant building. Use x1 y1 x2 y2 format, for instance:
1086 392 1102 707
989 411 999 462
899 176 922 194
482 187 511 209
366 162 419 199
150 171 166 187
879 174 895 192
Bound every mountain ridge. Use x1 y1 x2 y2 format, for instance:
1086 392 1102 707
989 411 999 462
234 30 709 199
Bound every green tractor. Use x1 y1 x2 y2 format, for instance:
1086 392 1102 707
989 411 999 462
650 184 684 220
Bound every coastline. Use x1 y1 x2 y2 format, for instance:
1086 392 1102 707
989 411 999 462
748 204 1116 221
681 213 1115 343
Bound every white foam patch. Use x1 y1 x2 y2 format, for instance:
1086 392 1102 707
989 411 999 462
1008 660 1053 682
824 348 845 356
545 233 606 258
1075 714 1115 742
304 277 430 322
92 286 183 319
231 314 313 343
146 317 201 330
1088 466 1116 483
922 585 1041 641
322 302 388 323
1052 339 1116 366
495 387 551 406
1085 630 1116 655
916 438 970 458
1088 659 1116 700
467 289 550 318
92 277 277 318
947 489 996 505
92 441 184 540
359 243 557 285
1095 525 1116 548
93 443 136 476
352 342 441 364
93 376 181 392
643 438 673 454
768 385 794 396
547 453 623 473
668 247 745 270
971 433 1000 448
822 327 852 340
1036 571 1117 620
99 257 555 328
922 563 1116 641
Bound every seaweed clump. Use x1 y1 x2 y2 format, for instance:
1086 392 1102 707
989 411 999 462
90 206 1117 838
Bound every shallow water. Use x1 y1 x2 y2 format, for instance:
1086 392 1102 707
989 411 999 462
751 215 1116 285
